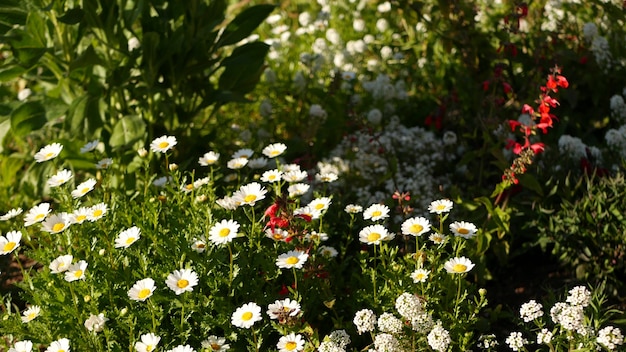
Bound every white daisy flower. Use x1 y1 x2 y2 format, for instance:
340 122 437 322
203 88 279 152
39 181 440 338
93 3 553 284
267 298 301 321
428 199 454 214
318 245 338 258
80 139 100 153
283 170 308 182
199 151 220 166
429 233 448 245
449 221 477 239
261 169 283 183
150 135 177 153
208 219 239 245
307 197 332 214
21 305 41 323
277 333 305 352
41 213 72 234
201 335 230 351
231 302 262 329
344 204 363 214
265 228 290 242
216 196 238 210
232 148 254 159
0 230 22 255
232 182 267 206
315 172 338 183
24 203 51 226
363 204 390 221
247 157 268 169
287 183 310 197
134 333 161 352
276 250 309 269
45 338 70 352
0 207 23 221
262 143 287 158
165 268 199 295
71 206 91 224
84 313 107 332
191 238 207 253
166 345 195 352
9 340 33 352
96 158 113 169
87 203 107 222
115 226 141 248
34 143 63 163
359 224 393 245
49 254 73 273
71 178 97 198
401 217 431 237
64 260 88 282
128 278 156 301
47 169 73 188
443 256 474 274
226 157 248 169
411 268 430 283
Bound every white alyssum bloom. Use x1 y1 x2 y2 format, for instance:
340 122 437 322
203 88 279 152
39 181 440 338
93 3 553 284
443 131 457 145
395 292 423 319
84 313 108 333
134 333 161 352
9 340 33 352
377 312 403 334
231 302 262 329
208 219 239 245
45 338 70 352
374 333 400 352
367 108 383 125
80 139 99 153
536 328 553 345
41 213 72 234
165 268 199 295
427 323 451 352
363 203 389 221
128 278 156 302
47 169 73 187
567 286 592 307
505 332 527 351
327 330 351 348
34 143 63 163
558 135 588 161
21 305 41 323
150 135 177 153
49 254 73 273
597 326 624 351
401 217 430 236
554 304 585 331
277 333 305 352
71 178 97 198
0 207 23 221
411 312 434 333
0 230 22 255
520 300 543 322
353 309 376 334
65 260 88 282
24 202 51 226
309 104 327 120
115 226 141 248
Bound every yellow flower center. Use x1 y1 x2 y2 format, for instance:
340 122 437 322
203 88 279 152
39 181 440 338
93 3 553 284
244 194 257 203
177 279 189 288
138 288 151 299
211 343 221 350
45 152 54 158
196 243 206 248
35 213 45 220
185 184 194 190
315 203 325 210
158 141 169 149
285 341 297 350
457 228 469 235
219 228 231 237
273 233 283 240
371 210 382 217
241 312 253 321
367 233 381 242
146 346 154 352
410 224 424 233
27 312 36 320
125 237 136 245
452 264 467 273
81 187 90 194
3 242 16 252
415 273 425 280
52 223 65 232
436 204 446 211
268 175 277 180
270 150 280 156
76 215 87 222
285 256 299 265
74 270 83 278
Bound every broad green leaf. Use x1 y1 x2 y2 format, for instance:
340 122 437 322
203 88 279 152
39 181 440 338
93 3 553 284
57 7 84 25
70 45 105 70
217 4 275 47
218 41 269 93
109 115 146 149
0 0 27 35
0 119 11 153
26 11 46 46
0 65 26 82
7 29 46 67
10 101 47 137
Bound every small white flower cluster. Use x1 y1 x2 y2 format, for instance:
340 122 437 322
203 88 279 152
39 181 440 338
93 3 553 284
318 330 351 352
582 22 612 73
505 331 528 351
557 135 588 161
325 116 450 210
597 326 624 351
610 93 626 123
519 299 543 322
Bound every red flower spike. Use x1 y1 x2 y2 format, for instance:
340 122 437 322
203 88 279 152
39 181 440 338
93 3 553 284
508 120 521 132
264 203 279 218
556 75 569 88
529 143 545 154
521 104 534 115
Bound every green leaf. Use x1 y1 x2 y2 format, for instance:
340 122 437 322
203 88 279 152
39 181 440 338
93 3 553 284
57 7 84 25
0 65 26 82
217 4 275 47
10 101 47 137
0 119 11 153
70 45 105 70
109 115 146 149
7 29 46 67
0 0 27 35
218 41 269 94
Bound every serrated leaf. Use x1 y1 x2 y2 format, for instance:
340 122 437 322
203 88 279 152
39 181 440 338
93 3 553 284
10 101 47 137
109 115 146 149
217 4 275 47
